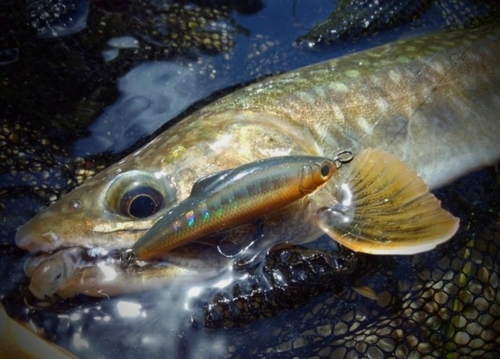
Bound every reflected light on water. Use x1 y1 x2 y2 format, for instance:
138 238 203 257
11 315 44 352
72 333 89 350
340 183 352 209
212 276 233 290
185 285 203 310
69 312 81 321
187 285 203 299
116 301 142 318
213 271 248 289
97 262 117 281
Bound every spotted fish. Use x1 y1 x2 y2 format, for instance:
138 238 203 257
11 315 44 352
15 22 500 298
25 147 461 299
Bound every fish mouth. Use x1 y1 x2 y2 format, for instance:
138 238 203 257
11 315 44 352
23 245 182 303
15 217 148 255
24 245 170 278
15 222 63 254
24 246 118 279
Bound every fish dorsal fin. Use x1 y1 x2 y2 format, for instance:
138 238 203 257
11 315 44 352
316 148 459 255
190 169 234 196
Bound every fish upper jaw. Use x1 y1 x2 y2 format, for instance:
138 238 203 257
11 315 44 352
15 196 155 254
15 209 64 253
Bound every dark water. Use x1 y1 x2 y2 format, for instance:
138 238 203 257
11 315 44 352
1 1 499 358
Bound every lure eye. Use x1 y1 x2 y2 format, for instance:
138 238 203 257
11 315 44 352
321 163 331 177
120 186 163 218
106 170 176 220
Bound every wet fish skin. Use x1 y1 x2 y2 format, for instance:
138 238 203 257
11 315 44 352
131 156 337 261
15 23 500 253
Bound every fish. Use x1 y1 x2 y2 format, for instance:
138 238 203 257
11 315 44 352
128 155 341 262
26 247 85 300
26 148 460 299
15 22 500 296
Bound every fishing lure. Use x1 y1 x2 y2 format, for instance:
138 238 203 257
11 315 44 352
122 152 352 264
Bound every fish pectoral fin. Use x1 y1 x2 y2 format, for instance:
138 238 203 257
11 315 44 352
316 148 460 255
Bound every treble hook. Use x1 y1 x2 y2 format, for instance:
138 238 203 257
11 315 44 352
333 149 354 169
120 249 137 268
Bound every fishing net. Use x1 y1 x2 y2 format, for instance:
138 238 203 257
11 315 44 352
1 0 499 356
1 113 499 357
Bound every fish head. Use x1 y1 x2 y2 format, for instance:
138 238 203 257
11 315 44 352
15 166 175 253
15 110 323 255
15 110 336 300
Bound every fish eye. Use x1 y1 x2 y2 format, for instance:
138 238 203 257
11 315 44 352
105 171 176 219
120 186 163 218
321 163 331 177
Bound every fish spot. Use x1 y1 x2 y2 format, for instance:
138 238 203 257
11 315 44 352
396 56 411 64
41 231 60 244
357 117 373 135
329 82 349 93
345 70 360 78
429 62 445 75
331 103 345 122
375 98 389 113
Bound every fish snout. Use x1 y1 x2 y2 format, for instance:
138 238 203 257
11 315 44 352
15 212 62 253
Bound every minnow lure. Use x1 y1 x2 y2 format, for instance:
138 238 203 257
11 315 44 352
124 154 351 263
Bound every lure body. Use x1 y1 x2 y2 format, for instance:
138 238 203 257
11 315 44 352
131 156 337 261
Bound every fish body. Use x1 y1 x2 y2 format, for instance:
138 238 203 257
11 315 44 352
28 147 460 299
15 23 500 267
131 156 337 261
